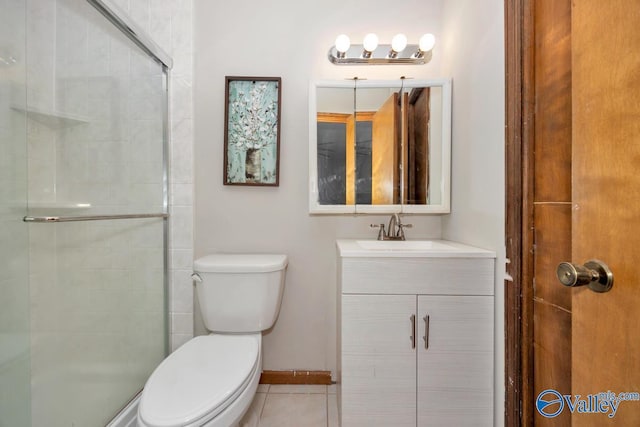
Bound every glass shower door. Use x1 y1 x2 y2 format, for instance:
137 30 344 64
0 0 31 425
25 0 169 425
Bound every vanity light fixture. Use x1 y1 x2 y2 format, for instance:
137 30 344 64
328 33 435 65
335 34 351 58
414 33 436 59
362 33 379 58
389 33 408 58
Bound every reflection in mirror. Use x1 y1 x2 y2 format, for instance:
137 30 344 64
355 85 402 205
406 85 443 205
310 79 450 214
355 117 373 204
316 86 353 205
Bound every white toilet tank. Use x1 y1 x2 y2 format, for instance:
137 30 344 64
193 254 287 333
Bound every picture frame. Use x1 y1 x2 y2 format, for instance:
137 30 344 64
223 76 282 186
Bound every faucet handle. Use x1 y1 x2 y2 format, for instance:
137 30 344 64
370 223 386 240
397 222 412 239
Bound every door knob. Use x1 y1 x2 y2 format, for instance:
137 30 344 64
556 259 613 293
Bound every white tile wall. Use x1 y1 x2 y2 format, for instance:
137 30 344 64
132 0 195 351
0 0 191 425
23 0 194 423
0 4 31 426
56 0 195 351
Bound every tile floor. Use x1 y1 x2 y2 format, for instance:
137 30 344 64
239 384 339 427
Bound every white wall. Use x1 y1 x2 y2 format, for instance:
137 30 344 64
194 0 445 375
118 0 506 420
440 1 506 425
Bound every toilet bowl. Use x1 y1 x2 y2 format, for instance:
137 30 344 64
137 334 261 427
137 254 287 427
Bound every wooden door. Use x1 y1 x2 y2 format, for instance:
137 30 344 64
570 0 640 424
515 0 640 424
529 1 573 425
371 93 400 204
417 295 494 426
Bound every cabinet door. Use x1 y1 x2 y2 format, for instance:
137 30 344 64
342 294 417 426
417 295 494 426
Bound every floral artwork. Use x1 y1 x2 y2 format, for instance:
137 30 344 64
223 77 281 186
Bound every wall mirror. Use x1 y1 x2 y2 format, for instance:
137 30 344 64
309 78 451 214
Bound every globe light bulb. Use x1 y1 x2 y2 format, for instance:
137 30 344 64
363 33 379 52
419 33 436 52
335 34 351 53
391 33 408 53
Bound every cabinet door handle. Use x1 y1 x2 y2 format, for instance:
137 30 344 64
410 314 416 349
423 315 430 350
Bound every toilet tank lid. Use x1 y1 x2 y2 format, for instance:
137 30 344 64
194 254 288 273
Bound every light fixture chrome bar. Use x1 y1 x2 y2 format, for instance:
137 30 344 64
86 0 173 69
328 44 431 65
23 213 169 223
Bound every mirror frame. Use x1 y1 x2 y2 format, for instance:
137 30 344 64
308 78 452 214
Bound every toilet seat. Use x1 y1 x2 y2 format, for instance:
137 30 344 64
138 334 260 427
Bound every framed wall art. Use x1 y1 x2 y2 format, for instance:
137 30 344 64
223 76 282 186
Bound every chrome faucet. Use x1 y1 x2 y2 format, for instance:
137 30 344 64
370 213 413 240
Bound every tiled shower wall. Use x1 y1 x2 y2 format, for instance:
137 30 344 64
26 0 194 355
21 0 194 422
0 0 30 424
110 0 195 350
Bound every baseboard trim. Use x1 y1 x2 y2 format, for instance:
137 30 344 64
260 370 332 385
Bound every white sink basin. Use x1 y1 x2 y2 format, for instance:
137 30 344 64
355 240 457 251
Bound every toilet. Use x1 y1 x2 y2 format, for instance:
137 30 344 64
137 254 288 427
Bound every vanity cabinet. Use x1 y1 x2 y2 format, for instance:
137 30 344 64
337 241 495 427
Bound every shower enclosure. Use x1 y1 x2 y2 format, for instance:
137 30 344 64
1 0 171 425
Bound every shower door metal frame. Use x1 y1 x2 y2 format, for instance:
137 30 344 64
86 0 173 69
89 0 174 357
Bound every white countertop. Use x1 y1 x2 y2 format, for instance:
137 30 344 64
336 239 496 258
